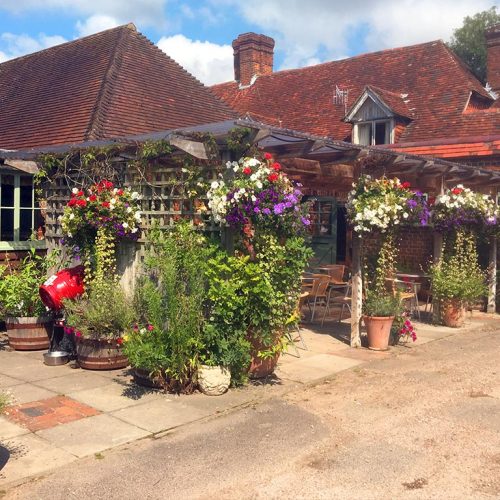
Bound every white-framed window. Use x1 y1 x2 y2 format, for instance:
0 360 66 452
354 119 393 146
0 171 46 250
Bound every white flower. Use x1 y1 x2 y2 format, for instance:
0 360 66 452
110 198 116 205
131 227 138 233
113 188 118 194
131 192 139 200
69 213 75 220
256 181 263 189
122 222 129 228
126 207 132 213
134 211 142 220
403 212 409 219
211 181 219 189
72 187 78 194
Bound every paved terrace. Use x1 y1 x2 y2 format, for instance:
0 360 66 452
0 311 497 488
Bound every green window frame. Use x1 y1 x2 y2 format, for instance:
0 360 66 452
0 171 47 251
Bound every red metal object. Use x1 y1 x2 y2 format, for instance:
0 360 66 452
39 266 85 310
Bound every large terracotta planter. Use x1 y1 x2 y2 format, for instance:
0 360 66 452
198 365 231 396
5 317 52 351
441 299 465 328
247 332 281 379
363 315 395 351
76 337 128 370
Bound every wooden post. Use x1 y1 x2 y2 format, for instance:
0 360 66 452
433 232 443 263
350 232 362 348
487 236 497 314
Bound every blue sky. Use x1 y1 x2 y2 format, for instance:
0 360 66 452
0 0 497 85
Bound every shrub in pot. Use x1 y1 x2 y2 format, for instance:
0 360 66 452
123 223 211 393
0 249 59 350
430 230 487 327
64 277 133 369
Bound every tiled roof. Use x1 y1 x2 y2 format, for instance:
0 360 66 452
0 24 234 150
362 85 415 119
212 40 499 143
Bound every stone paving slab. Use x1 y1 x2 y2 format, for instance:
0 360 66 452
34 371 113 394
111 399 209 434
35 414 150 458
0 417 30 440
0 433 77 485
0 374 24 388
276 353 363 383
0 354 68 382
67 379 165 412
5 383 58 406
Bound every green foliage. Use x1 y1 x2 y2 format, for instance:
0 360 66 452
363 289 400 317
0 248 60 317
0 391 11 414
64 277 133 340
226 127 257 158
430 230 487 302
203 234 312 384
123 222 211 393
449 7 500 83
139 140 172 160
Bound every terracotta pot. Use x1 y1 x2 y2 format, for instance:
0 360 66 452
198 365 231 396
441 299 465 328
247 331 281 379
363 316 395 351
5 317 52 351
133 368 164 389
76 337 128 370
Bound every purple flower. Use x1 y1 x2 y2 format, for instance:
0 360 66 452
301 217 311 226
262 208 271 215
273 203 285 215
407 199 417 209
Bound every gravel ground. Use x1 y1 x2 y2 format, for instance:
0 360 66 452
3 322 500 499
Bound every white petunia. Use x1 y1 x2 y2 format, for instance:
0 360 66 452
72 187 78 194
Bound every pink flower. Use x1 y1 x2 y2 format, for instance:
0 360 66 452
133 324 139 331
75 331 82 337
147 324 154 331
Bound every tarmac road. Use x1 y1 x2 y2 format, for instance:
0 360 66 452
4 323 500 499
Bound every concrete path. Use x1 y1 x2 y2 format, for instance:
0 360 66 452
0 313 498 496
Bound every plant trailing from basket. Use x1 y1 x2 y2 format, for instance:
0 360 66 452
0 248 60 317
123 222 211 393
63 276 133 343
347 175 429 233
429 229 487 303
207 154 311 238
431 184 498 233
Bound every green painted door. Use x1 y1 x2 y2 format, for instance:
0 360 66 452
307 197 337 267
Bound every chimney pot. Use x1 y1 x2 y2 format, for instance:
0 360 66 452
232 32 275 86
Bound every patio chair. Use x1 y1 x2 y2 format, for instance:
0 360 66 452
385 278 420 319
305 275 330 323
286 292 309 356
321 264 346 284
322 280 352 326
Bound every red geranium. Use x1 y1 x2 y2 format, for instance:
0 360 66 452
101 201 110 208
68 198 77 207
243 167 252 175
77 190 84 197
76 199 87 207
268 172 279 182
272 162 281 171
401 182 411 189
264 152 272 160
452 188 463 195
89 194 97 202
116 338 124 345
117 189 124 196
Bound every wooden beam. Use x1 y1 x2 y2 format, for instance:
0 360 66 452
350 232 362 348
487 237 497 314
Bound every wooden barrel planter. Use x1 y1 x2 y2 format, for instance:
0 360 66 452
76 337 128 370
5 317 52 351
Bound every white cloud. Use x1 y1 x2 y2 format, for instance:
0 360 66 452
0 32 67 61
157 34 233 85
0 0 169 29
76 14 120 37
218 0 495 69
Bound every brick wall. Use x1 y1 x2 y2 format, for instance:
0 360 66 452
232 33 274 86
487 23 500 95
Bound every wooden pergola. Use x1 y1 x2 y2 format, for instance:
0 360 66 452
2 117 499 346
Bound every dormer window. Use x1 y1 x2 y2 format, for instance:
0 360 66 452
356 120 392 145
343 86 414 146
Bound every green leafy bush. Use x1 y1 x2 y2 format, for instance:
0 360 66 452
64 277 134 340
430 230 487 303
0 248 60 317
123 223 211 393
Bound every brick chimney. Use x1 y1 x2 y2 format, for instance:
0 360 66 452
232 33 275 87
486 23 500 95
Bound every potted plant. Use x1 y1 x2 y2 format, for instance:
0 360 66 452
64 277 133 369
123 223 211 393
430 230 486 327
0 249 59 350
363 290 401 350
